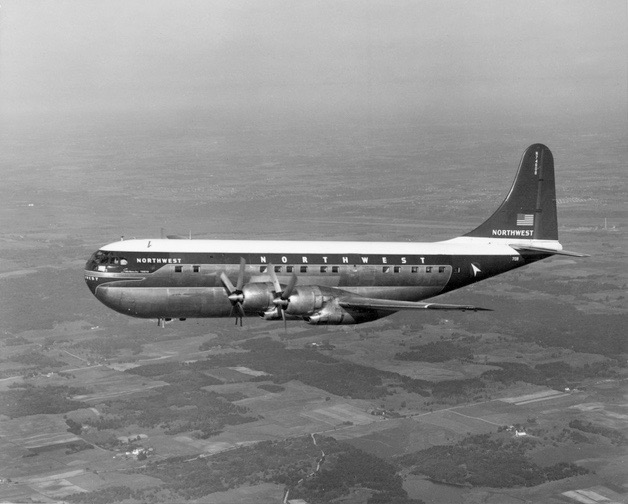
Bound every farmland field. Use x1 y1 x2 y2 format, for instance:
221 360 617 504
1 111 626 503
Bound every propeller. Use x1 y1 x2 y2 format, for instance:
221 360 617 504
220 257 246 326
267 264 298 330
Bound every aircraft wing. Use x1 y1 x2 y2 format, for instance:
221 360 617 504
338 296 490 312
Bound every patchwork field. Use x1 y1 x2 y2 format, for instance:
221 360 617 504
0 117 626 504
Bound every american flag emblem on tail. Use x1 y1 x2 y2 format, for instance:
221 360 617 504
516 213 534 226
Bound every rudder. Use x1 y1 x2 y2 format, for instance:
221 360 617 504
464 144 558 241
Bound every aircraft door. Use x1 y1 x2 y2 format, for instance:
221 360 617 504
347 264 376 286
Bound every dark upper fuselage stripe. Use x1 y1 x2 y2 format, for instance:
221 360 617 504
107 251 474 265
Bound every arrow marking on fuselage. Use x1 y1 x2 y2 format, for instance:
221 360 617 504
471 263 481 277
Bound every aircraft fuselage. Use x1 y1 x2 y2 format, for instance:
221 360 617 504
85 238 548 323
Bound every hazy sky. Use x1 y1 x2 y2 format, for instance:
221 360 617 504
0 0 626 125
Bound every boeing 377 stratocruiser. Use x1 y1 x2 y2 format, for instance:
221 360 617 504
85 144 586 327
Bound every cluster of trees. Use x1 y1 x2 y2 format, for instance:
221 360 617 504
481 360 618 389
397 433 588 488
0 384 89 418
569 419 626 445
65 486 141 504
91 435 421 503
395 341 473 363
63 441 94 455
417 359 620 403
397 359 621 403
456 293 626 358
191 338 394 400
65 418 82 435
82 416 126 431
27 439 94 455
80 430 124 450
536 360 620 386
291 444 422 503
86 381 256 438
480 362 543 386
69 434 424 503
430 378 485 400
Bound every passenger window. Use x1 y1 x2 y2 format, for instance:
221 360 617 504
193 265 200 273
175 266 182 273
300 266 308 273
260 266 267 273
454 267 461 273
332 266 339 273
287 266 293 273
382 266 390 273
411 266 419 273
439 266 445 273
394 266 401 273
274 266 281 273
426 267 432 273
320 266 327 273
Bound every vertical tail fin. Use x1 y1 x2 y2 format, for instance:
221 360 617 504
464 143 558 240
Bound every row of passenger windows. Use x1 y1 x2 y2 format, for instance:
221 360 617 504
258 265 451 274
172 265 454 274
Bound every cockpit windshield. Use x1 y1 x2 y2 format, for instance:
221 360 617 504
86 250 128 272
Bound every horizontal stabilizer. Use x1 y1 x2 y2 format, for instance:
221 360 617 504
511 245 589 257
339 296 490 312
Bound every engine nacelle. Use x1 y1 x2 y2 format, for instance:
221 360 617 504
261 308 282 320
241 282 275 312
258 286 326 320
284 286 326 316
303 304 382 325
242 283 384 325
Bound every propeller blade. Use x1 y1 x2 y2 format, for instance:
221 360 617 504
283 272 298 300
220 272 236 294
236 257 246 291
236 303 245 325
267 263 282 294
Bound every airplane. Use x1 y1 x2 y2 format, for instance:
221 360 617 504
84 143 586 327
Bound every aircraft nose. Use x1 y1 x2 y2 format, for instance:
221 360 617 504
84 272 100 294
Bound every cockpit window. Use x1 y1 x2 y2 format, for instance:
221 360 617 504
87 250 128 271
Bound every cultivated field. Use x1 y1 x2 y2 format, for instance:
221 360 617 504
1 116 626 503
